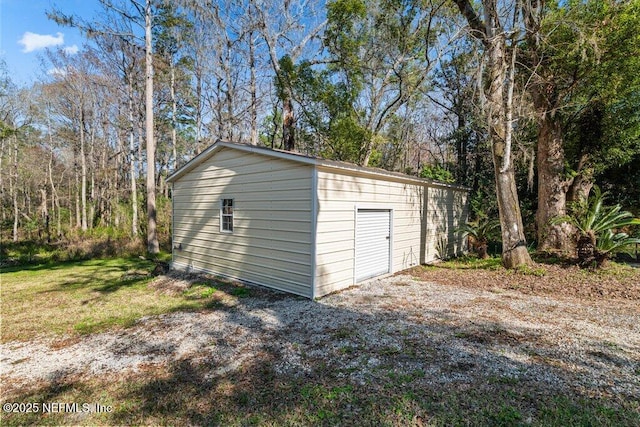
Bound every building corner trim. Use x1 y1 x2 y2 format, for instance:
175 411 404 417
310 165 318 300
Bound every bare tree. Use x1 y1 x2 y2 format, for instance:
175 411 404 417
50 0 159 252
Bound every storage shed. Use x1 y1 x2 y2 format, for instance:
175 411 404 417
167 141 469 298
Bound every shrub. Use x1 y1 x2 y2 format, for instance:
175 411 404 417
456 217 500 259
553 187 640 268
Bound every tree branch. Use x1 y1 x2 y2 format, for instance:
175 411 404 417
452 0 487 44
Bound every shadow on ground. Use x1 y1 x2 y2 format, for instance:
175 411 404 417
2 273 639 426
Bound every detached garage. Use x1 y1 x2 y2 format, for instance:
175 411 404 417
167 141 469 298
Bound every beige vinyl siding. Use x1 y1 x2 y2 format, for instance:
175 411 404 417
314 168 424 296
171 147 314 297
423 187 469 262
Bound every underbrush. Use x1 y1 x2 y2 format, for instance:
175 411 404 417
434 251 637 273
0 235 170 267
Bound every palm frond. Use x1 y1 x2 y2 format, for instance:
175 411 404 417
552 185 640 267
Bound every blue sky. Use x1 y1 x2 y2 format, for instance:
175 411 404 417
0 0 99 85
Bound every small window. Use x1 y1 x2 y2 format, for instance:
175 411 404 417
221 198 234 232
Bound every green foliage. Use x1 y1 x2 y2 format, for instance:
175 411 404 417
515 264 547 277
553 187 640 266
541 0 640 191
419 164 455 183
300 0 439 164
560 187 640 238
279 58 369 163
230 287 250 298
596 230 636 257
183 284 217 300
469 186 499 228
325 0 368 78
456 218 500 259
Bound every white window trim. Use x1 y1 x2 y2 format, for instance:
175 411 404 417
220 198 234 233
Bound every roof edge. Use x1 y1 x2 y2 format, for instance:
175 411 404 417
166 140 318 183
166 140 470 192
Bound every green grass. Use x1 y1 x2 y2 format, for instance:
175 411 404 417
0 258 216 342
182 283 218 299
434 254 504 270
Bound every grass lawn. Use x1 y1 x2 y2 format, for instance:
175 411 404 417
1 256 639 426
0 258 218 342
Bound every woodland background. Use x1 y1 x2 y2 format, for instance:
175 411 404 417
1 0 639 264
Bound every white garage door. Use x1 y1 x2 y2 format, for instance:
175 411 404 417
355 209 391 282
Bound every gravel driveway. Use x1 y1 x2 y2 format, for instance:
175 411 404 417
2 273 639 402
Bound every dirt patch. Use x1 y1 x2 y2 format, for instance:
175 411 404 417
147 272 197 295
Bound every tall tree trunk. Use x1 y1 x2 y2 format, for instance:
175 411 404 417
145 0 159 254
128 81 139 237
453 0 532 268
282 95 295 151
137 121 145 179
224 47 234 141
455 108 468 183
170 58 177 170
80 109 88 232
215 79 225 139
40 186 49 242
75 163 81 229
361 135 374 167
486 34 532 268
89 122 96 228
12 134 18 242
69 176 74 229
534 113 573 251
48 149 61 238
101 115 110 227
195 66 203 154
46 112 62 238
1 138 6 223
114 132 122 229
523 0 576 253
249 32 258 146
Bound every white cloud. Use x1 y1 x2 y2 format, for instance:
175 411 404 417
18 32 64 53
47 67 68 77
63 45 79 55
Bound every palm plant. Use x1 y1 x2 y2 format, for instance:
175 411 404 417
553 187 640 267
456 217 500 259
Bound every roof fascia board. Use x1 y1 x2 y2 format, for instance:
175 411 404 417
166 140 318 183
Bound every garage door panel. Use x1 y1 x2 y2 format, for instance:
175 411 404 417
355 209 391 282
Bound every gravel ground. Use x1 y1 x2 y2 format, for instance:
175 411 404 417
1 272 639 402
